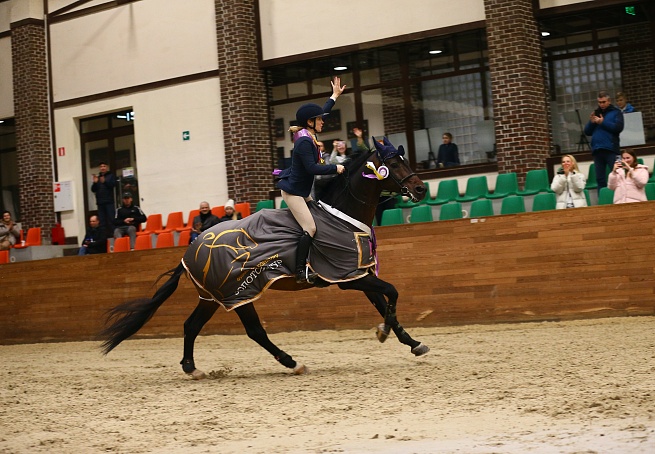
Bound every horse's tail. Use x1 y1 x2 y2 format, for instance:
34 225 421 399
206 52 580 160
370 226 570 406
100 262 186 355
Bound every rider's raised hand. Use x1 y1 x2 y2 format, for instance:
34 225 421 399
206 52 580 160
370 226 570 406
331 77 346 99
336 165 345 174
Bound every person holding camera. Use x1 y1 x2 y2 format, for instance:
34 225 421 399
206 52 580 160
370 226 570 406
551 154 587 209
78 215 107 255
608 149 648 204
583 90 624 193
91 161 117 235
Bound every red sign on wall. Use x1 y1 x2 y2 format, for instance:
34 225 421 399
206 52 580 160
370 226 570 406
58 147 65 157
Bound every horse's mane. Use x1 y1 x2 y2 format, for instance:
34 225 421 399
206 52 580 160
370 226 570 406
316 148 375 206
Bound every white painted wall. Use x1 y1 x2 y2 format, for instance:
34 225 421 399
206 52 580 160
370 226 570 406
258 0 485 61
54 78 227 241
49 0 218 102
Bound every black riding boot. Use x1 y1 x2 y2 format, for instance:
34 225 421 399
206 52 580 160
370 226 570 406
295 231 318 284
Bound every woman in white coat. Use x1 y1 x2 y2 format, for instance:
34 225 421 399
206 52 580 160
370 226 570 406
551 154 587 209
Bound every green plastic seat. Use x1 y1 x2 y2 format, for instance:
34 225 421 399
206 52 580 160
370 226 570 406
646 183 655 201
439 202 463 221
500 195 526 215
586 164 598 190
485 173 518 199
380 208 405 226
531 192 556 211
255 200 274 211
396 182 430 208
427 180 460 206
455 176 488 203
409 205 433 223
469 199 495 217
598 187 615 205
516 169 549 196
280 200 288 209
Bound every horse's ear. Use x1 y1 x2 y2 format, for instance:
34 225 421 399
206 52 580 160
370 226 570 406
396 145 405 156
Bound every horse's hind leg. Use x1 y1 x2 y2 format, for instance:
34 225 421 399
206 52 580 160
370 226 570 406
181 298 219 379
235 304 307 374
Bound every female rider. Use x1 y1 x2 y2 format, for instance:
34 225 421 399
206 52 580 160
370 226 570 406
277 77 346 284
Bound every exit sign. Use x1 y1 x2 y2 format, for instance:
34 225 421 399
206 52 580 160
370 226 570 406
182 131 190 141
625 6 636 16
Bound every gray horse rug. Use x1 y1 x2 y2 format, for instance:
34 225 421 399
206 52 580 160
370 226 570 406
181 202 376 310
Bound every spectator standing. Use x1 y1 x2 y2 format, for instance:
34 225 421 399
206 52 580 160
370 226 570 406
584 90 624 193
437 132 460 167
551 154 587 209
219 199 243 222
190 201 220 243
0 210 21 251
91 161 117 234
330 140 350 165
608 149 648 204
615 92 635 114
78 215 107 255
113 192 146 249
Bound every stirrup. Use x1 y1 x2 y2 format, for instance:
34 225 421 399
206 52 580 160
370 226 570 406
296 266 318 284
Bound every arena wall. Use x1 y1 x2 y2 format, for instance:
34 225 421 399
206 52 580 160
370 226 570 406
1 202 654 345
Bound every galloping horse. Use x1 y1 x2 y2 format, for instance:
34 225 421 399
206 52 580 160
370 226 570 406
101 138 429 378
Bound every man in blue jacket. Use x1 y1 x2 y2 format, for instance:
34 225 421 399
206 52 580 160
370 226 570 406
584 90 624 193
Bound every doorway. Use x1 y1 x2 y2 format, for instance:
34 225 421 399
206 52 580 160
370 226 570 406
80 109 137 222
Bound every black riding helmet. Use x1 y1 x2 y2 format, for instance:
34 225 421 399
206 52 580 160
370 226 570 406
295 103 329 130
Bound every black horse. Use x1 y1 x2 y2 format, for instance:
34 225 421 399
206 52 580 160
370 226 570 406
101 138 429 378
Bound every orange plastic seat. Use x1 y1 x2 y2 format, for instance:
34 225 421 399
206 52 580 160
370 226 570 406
136 214 163 236
12 227 41 249
177 209 200 232
134 234 153 250
211 206 225 219
155 232 174 249
0 250 9 264
112 237 130 252
177 229 191 246
234 202 251 218
155 211 184 234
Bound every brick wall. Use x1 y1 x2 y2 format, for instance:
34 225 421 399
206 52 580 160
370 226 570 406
11 21 55 237
620 22 655 141
484 0 552 185
215 0 274 206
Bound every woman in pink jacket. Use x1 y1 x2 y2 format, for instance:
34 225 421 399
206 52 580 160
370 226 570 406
608 149 649 204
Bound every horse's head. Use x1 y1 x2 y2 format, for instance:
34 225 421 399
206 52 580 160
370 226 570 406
369 137 427 202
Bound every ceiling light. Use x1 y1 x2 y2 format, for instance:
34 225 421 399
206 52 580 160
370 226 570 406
333 66 348 71
541 31 551 37
429 50 443 55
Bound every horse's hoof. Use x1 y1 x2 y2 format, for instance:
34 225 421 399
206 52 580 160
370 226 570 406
293 364 308 375
376 323 390 343
190 369 207 380
411 343 430 356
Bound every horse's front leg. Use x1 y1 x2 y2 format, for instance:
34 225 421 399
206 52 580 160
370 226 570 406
181 298 219 379
339 274 429 356
235 304 308 374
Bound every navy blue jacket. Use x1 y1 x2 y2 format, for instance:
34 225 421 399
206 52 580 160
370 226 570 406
437 143 460 166
584 104 624 153
91 172 117 205
277 98 338 198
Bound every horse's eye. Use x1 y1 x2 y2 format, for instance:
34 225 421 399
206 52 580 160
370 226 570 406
389 161 400 169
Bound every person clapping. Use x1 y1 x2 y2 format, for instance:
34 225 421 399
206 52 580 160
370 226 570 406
551 154 587 209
